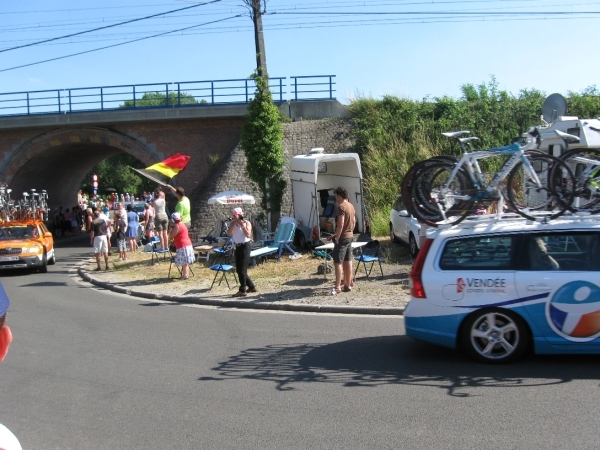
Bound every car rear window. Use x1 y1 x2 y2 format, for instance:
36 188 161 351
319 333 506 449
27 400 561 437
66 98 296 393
440 235 514 270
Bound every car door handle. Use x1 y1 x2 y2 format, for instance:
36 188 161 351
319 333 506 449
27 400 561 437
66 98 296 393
527 284 551 291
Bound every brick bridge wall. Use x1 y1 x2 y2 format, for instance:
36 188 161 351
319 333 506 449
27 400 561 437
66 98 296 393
0 117 245 211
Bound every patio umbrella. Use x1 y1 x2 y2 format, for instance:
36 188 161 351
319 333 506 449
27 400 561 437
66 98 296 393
207 190 256 205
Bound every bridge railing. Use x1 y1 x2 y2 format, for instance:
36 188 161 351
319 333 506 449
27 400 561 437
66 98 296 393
0 75 336 117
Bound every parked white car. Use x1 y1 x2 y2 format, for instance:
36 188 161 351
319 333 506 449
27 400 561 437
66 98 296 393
389 195 421 258
405 214 600 363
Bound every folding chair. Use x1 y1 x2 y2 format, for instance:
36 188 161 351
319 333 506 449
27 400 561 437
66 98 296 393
211 238 234 265
249 217 298 264
354 240 384 280
150 236 170 264
168 252 196 279
208 238 237 290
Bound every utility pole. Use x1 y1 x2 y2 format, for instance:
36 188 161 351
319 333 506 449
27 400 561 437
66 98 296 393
250 0 268 77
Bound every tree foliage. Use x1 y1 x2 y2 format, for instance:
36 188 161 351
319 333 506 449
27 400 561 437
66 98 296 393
121 91 202 108
240 73 285 219
80 154 155 197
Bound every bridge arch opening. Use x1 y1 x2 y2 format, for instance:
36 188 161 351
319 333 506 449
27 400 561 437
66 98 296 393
3 127 160 210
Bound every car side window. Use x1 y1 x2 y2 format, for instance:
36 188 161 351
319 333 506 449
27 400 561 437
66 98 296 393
393 196 405 212
525 232 600 271
440 235 515 270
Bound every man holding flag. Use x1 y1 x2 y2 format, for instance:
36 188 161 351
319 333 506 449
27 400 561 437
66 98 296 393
132 153 192 230
165 185 191 229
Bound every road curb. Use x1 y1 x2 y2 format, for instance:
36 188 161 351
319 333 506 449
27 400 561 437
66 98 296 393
77 267 406 316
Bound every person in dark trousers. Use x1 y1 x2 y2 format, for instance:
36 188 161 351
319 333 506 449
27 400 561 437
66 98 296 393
227 207 257 297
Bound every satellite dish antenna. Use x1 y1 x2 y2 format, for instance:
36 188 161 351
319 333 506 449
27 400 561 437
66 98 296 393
542 93 567 124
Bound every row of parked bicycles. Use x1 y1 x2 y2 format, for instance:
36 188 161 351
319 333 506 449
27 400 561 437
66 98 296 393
401 124 600 226
0 184 50 221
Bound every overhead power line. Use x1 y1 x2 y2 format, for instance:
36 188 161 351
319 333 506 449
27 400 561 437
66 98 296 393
0 0 223 54
269 10 600 16
0 15 243 74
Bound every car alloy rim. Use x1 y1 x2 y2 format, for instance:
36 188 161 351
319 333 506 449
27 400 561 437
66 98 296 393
470 312 519 360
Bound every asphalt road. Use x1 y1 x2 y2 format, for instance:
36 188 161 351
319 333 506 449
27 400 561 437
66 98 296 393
1 238 600 449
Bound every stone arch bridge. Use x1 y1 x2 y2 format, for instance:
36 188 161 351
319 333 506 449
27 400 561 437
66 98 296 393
0 101 348 223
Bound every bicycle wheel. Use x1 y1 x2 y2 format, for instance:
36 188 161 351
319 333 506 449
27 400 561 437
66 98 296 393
411 160 475 226
401 156 457 219
559 148 600 214
507 153 574 221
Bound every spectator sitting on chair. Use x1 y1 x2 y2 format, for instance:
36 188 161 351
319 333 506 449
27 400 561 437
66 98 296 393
169 212 194 280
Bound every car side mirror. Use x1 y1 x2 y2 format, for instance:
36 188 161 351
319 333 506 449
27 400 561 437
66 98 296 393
44 232 52 238
399 210 410 217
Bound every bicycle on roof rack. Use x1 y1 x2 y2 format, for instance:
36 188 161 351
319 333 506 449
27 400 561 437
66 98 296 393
550 133 600 214
401 127 578 227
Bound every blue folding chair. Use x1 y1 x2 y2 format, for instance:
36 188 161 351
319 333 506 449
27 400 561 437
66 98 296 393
150 236 170 265
208 238 237 290
250 217 297 264
354 240 384 280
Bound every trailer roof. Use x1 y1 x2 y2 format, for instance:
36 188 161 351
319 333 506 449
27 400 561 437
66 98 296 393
290 153 362 184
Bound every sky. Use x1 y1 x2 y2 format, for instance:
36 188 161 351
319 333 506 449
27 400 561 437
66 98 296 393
0 0 599 107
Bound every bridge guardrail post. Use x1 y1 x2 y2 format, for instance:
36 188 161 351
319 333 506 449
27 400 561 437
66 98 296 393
26 92 30 115
68 90 72 113
58 90 61 114
133 85 136 108
100 88 104 111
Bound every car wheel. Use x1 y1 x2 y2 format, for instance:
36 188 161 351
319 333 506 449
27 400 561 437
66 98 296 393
389 223 399 243
48 250 56 265
38 251 48 273
409 233 419 258
294 230 307 250
461 308 528 364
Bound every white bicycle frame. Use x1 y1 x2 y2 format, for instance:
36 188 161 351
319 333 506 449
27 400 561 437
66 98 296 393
438 137 542 218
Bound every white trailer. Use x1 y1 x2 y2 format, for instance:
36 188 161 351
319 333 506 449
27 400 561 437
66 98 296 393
290 149 366 248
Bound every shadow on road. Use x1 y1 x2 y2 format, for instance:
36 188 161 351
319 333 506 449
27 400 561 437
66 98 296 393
198 335 600 395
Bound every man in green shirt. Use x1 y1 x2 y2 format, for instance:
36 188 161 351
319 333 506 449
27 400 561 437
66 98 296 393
166 185 191 228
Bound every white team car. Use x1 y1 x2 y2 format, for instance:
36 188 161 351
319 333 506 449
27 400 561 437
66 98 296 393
404 214 600 363
389 195 421 258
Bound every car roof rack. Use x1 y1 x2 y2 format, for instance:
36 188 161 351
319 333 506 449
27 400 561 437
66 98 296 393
436 211 600 230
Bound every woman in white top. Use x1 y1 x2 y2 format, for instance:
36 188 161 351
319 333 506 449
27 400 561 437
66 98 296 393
227 207 257 297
